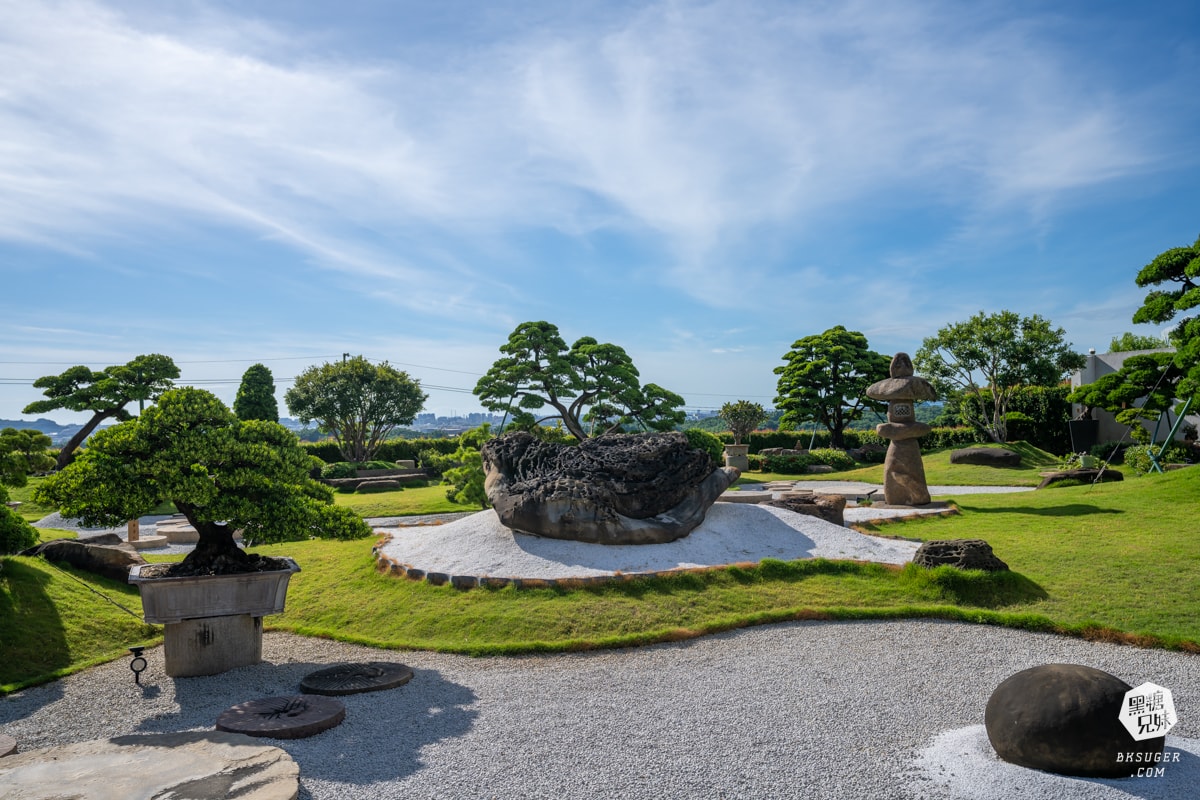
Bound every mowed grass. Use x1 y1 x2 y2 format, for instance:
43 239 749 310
5 461 1197 692
745 442 1063 488
332 483 473 517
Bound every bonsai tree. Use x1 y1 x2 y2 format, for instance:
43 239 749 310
35 387 371 575
24 353 180 469
474 321 686 440
719 401 767 445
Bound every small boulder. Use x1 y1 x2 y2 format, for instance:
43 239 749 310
20 539 146 583
1037 468 1124 489
357 479 402 493
985 663 1164 777
912 539 1008 571
950 447 1022 467
767 494 846 526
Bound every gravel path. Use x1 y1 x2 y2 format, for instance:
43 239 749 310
1 621 1196 799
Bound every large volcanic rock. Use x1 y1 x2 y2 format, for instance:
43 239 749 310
481 432 739 545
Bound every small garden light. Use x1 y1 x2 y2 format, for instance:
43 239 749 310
129 646 148 685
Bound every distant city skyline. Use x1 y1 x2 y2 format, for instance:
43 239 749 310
3 1 1198 425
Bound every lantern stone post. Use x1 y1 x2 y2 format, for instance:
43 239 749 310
865 353 937 506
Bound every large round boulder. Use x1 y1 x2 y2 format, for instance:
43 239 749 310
985 663 1164 777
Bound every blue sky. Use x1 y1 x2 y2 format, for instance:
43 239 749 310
2 0 1199 425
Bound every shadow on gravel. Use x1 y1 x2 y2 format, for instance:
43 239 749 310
136 662 477 789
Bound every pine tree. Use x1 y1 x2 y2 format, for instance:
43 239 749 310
234 363 279 422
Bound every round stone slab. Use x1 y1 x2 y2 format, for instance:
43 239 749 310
0 731 297 800
300 661 414 696
0 734 16 758
217 694 346 739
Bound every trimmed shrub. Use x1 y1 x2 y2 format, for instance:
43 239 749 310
764 453 814 474
1 505 38 554
807 448 856 471
684 428 725 468
1124 443 1192 475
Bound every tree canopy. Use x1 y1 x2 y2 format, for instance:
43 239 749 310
1070 233 1200 432
234 363 279 422
474 321 686 441
35 387 371 573
0 428 55 488
285 356 427 462
1108 332 1166 353
915 310 1085 443
719 400 767 445
773 326 890 449
24 353 180 470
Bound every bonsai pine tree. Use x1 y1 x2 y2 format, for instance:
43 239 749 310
233 363 279 422
34 387 371 575
719 401 766 445
474 321 686 440
24 353 180 470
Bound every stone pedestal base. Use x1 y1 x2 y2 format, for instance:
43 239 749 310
883 439 931 506
164 615 263 678
723 445 750 471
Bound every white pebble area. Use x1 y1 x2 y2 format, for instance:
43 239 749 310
2 621 1197 799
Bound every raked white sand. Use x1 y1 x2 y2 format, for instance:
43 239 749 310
378 502 921 579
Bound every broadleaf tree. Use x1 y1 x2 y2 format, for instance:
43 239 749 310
34 388 371 574
23 354 180 470
915 310 1086 443
1108 332 1166 352
773 326 890 448
474 321 686 441
719 400 767 445
1069 233 1200 432
285 356 427 462
234 363 279 422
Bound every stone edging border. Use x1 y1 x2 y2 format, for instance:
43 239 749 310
371 532 760 590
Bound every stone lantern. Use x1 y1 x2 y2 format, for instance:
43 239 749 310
865 353 937 506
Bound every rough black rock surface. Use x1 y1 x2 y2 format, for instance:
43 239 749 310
912 539 1009 571
766 494 846 526
949 447 1023 467
1037 468 1124 489
481 432 739 545
985 663 1164 777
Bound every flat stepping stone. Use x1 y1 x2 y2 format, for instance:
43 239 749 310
216 695 345 739
0 734 15 757
0 731 297 799
300 661 414 696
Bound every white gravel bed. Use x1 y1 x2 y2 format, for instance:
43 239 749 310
2 621 1196 799
378 504 921 579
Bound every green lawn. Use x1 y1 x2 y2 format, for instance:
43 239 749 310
4 461 1196 694
743 442 1063 488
